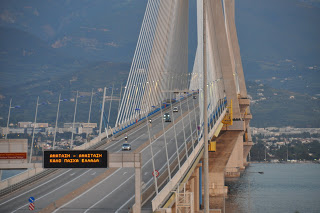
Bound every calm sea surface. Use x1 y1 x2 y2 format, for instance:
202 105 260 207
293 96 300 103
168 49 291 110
225 163 320 213
2 164 320 213
1 169 25 180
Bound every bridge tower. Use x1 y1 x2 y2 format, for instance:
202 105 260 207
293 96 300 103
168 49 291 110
116 0 252 212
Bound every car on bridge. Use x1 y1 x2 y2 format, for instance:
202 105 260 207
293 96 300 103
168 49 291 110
164 113 171 122
122 143 131 151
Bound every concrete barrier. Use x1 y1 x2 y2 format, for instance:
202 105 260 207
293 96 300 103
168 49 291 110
0 167 44 190
0 130 110 191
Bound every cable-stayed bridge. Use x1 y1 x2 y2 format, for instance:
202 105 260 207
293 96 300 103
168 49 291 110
0 0 253 212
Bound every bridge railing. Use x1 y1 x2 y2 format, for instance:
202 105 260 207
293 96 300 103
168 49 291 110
148 99 227 211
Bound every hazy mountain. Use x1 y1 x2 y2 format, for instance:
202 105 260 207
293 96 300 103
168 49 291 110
237 0 320 65
0 27 83 90
0 0 319 128
0 0 147 62
247 81 320 128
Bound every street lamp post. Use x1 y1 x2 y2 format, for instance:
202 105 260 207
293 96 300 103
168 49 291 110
203 0 209 211
107 86 114 136
70 91 84 149
99 87 106 138
179 95 188 157
169 95 181 169
145 109 158 195
5 99 20 139
135 108 141 122
2 99 20 181
53 94 67 150
86 88 94 142
29 97 46 163
185 92 195 151
156 104 171 180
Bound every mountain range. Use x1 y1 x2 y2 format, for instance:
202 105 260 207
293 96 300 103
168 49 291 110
0 0 319 128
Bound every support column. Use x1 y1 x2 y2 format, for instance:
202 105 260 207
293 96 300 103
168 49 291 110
225 131 244 175
194 167 200 212
209 152 225 196
134 167 141 213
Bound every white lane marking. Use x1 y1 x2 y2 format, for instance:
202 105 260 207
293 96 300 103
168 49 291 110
139 112 187 155
52 168 122 213
83 173 135 213
114 136 190 213
105 99 187 152
0 169 72 206
11 169 92 213
91 172 96 176
123 172 127 175
53 98 196 212
115 129 197 213
104 115 160 151
72 150 160 213
106 98 193 152
70 173 75 176
144 172 148 176
84 149 162 213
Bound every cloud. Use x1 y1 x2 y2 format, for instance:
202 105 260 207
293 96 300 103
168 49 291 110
0 10 16 23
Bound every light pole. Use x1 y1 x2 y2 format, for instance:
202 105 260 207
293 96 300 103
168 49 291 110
70 91 84 149
99 87 106 138
156 104 171 180
86 88 94 142
203 0 209 211
29 97 46 163
170 95 181 169
179 95 188 157
53 94 68 150
5 99 21 139
185 92 195 151
135 108 141 122
107 86 114 135
146 109 158 195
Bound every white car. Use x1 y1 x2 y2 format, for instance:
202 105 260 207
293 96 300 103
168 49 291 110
173 107 178 112
122 143 131 151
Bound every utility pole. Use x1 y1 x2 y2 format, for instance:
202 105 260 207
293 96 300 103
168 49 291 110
265 144 267 162
106 85 114 138
70 91 79 149
203 0 209 212
5 98 12 140
29 96 39 163
86 88 94 142
53 94 61 150
286 141 289 162
99 87 106 137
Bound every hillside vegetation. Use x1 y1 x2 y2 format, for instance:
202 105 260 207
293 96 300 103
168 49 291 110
0 0 319 128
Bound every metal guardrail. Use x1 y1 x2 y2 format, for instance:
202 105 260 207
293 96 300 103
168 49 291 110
0 168 58 197
0 94 198 198
0 136 110 197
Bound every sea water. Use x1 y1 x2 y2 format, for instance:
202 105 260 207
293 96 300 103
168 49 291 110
225 163 320 213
